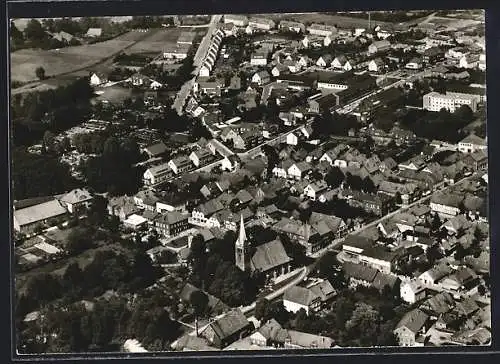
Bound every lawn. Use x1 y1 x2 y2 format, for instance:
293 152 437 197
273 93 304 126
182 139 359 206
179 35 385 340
262 12 391 29
167 236 189 249
10 30 151 83
95 85 133 104
125 27 203 53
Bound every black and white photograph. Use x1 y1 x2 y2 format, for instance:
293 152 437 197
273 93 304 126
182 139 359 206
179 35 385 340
9 8 490 355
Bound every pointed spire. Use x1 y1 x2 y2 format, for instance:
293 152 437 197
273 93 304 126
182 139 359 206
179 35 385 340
238 214 247 244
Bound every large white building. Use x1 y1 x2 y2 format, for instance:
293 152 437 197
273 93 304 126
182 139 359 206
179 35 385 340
422 91 478 113
143 163 171 186
223 14 248 27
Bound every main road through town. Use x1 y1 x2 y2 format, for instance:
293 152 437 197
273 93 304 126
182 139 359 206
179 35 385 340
172 15 223 115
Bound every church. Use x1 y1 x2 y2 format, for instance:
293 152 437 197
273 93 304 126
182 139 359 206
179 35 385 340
235 214 293 280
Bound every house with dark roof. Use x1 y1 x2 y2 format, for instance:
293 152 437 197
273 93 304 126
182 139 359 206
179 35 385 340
59 188 92 214
430 192 464 217
394 309 430 346
283 285 321 315
143 142 168 158
107 196 141 221
154 211 190 237
200 309 253 348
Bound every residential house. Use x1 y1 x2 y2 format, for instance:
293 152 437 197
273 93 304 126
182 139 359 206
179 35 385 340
278 20 306 33
349 191 394 217
378 181 419 205
308 23 337 37
200 309 253 349
331 55 354 71
368 40 391 54
89 72 107 86
107 196 140 222
419 292 456 319
86 28 102 37
163 44 191 60
251 50 269 66
143 163 171 186
154 211 190 237
221 155 241 172
400 280 427 304
134 190 160 212
394 309 429 346
252 70 271 85
287 162 312 180
189 148 213 167
457 134 487 154
406 57 423 70
59 188 92 214
308 93 339 114
368 58 385 72
418 263 453 287
303 181 328 201
223 14 248 27
430 192 463 217
248 17 276 31
13 199 68 234
459 54 480 69
143 142 168 159
283 285 321 315
272 64 289 77
316 54 333 68
168 156 193 175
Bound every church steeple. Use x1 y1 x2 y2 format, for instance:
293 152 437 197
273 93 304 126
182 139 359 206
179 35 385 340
235 214 250 271
238 213 247 244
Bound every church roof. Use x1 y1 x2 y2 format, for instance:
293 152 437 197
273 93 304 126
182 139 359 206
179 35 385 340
250 239 292 273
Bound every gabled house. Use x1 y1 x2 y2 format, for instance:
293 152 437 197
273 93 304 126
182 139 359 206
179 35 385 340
59 188 92 214
287 162 312 180
251 70 271 85
368 58 385 72
394 309 429 346
200 309 253 349
283 285 321 315
331 55 354 71
430 192 463 217
168 156 193 175
400 280 427 304
303 181 328 201
316 54 333 68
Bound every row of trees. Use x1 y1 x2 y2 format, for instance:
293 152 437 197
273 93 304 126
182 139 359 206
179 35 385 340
311 111 359 139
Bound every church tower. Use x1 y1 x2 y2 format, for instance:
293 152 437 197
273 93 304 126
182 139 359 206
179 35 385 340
235 214 250 272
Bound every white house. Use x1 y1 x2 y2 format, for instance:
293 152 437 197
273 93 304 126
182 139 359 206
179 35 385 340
221 155 240 172
283 286 321 315
286 133 298 146
368 58 385 72
457 134 487 153
400 280 426 304
303 181 328 201
59 188 93 214
90 73 107 86
301 36 310 48
287 162 311 180
251 70 271 85
459 54 480 69
430 192 463 217
331 55 353 71
324 35 332 47
143 163 171 186
223 14 248 27
368 40 391 55
316 54 333 68
250 51 269 66
405 58 423 70
199 64 211 77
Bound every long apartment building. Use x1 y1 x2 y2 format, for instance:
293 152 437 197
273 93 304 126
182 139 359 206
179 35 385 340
422 91 478 113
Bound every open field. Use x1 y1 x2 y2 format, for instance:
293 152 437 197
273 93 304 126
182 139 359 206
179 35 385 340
10 30 151 83
126 27 205 53
260 12 392 28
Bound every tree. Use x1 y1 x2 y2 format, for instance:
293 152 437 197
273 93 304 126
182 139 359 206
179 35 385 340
24 19 45 41
67 227 95 255
42 130 56 153
36 66 46 80
189 290 209 320
361 176 376 193
430 213 442 232
255 298 271 322
395 192 402 205
325 166 344 188
426 243 442 265
345 303 380 346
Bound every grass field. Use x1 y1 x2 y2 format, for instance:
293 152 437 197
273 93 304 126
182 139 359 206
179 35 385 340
10 30 151 83
95 85 133 104
260 12 391 28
